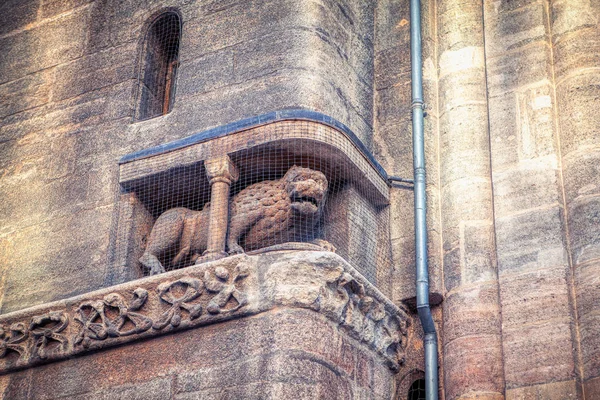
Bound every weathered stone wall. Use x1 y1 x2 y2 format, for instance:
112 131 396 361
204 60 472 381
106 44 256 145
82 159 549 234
373 1 599 399
0 0 376 313
436 2 505 399
373 0 444 308
0 251 408 399
0 309 396 399
1 0 599 399
484 1 580 398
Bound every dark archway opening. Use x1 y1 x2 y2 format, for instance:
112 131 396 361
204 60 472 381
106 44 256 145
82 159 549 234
408 378 426 400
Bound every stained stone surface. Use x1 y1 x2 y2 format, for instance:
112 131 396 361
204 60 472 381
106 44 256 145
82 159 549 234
0 250 408 399
372 0 599 398
0 0 376 314
550 0 600 396
1 0 600 399
0 308 400 400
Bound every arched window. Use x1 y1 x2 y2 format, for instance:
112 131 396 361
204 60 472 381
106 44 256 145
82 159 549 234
407 379 426 400
136 11 181 121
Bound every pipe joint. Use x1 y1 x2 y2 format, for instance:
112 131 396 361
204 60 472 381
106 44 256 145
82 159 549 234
411 99 425 110
424 332 438 346
414 167 426 179
417 306 436 334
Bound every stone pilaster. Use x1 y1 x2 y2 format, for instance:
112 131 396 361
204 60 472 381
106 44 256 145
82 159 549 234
437 1 504 399
549 0 600 397
482 1 581 398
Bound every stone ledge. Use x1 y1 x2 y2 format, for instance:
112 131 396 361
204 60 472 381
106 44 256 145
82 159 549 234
0 251 409 374
118 116 390 206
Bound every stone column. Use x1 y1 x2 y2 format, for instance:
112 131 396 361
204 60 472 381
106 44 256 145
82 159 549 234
201 156 239 261
482 1 581 398
437 1 504 399
550 0 600 397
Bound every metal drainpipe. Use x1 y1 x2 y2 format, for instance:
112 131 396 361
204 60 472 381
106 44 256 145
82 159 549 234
410 0 439 399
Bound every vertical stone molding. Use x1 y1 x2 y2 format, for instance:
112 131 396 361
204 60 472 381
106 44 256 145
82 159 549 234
482 1 580 397
202 156 239 261
549 0 600 397
437 0 504 398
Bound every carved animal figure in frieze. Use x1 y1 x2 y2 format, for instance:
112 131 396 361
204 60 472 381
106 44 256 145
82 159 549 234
139 205 210 275
227 165 332 254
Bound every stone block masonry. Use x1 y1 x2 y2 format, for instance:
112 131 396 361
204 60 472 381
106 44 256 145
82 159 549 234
484 0 578 392
549 0 600 397
0 251 409 399
0 0 377 314
373 0 599 397
1 311 397 400
1 0 599 398
436 1 504 399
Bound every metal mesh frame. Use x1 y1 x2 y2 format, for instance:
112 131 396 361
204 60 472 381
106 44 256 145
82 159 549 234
135 11 181 121
113 120 392 288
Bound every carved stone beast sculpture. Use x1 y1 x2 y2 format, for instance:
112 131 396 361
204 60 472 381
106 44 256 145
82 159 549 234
227 165 330 254
139 165 331 275
139 206 210 275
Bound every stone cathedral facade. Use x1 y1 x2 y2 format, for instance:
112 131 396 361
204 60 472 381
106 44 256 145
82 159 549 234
0 0 598 399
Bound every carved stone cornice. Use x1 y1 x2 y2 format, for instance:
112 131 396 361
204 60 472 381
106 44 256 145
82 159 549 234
0 251 409 373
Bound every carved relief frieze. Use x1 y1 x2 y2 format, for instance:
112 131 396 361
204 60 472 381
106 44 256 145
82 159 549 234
204 264 250 315
74 288 152 348
29 311 69 360
0 252 407 374
311 266 407 370
153 278 204 329
0 323 28 361
0 311 70 368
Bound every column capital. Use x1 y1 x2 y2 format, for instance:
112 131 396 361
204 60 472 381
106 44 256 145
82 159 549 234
204 155 239 184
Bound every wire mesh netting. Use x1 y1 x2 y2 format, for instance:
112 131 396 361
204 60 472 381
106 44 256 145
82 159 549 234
114 120 392 288
136 11 181 121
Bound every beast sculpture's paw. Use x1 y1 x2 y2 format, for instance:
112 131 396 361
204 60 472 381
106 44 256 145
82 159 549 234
148 264 166 276
228 243 245 255
139 252 167 275
312 239 336 253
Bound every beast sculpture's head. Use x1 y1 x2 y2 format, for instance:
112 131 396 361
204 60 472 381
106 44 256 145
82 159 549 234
283 165 328 216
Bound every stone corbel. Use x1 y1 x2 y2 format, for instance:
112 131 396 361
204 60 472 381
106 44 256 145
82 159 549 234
200 156 239 262
0 251 409 374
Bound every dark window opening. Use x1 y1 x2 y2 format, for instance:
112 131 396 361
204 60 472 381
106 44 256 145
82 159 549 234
408 379 426 400
136 11 181 121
